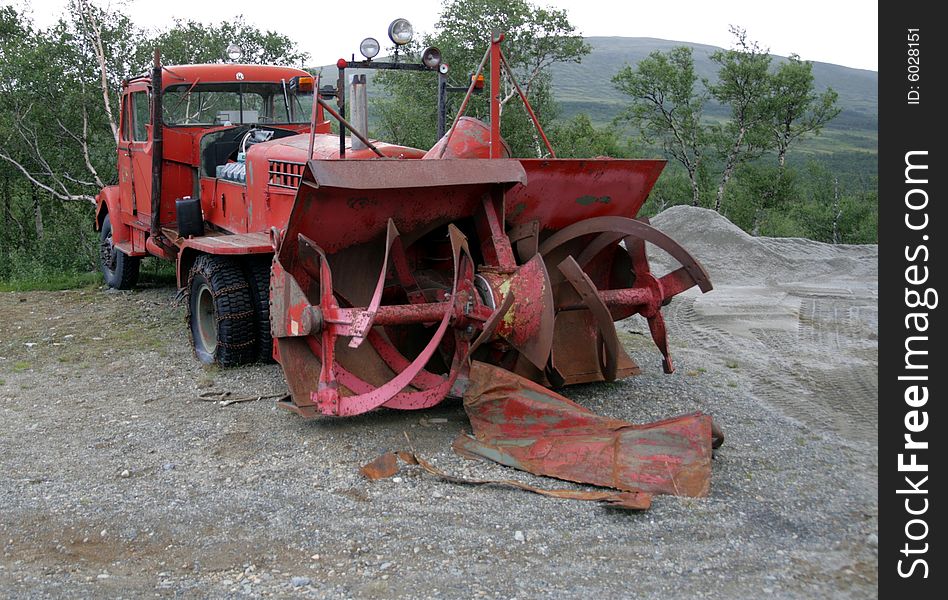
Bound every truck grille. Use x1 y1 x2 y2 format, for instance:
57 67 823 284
268 160 306 190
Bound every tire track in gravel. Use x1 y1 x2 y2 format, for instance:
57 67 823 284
662 290 877 443
792 296 878 441
650 206 878 445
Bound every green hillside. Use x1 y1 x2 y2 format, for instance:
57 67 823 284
552 37 878 156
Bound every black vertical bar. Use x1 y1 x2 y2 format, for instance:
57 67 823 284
337 66 346 158
149 47 163 238
879 1 943 597
437 71 448 140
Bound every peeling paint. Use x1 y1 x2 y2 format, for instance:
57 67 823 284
576 195 611 206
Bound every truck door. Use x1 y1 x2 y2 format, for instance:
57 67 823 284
117 85 153 220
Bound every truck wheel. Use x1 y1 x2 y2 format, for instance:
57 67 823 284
243 256 275 363
187 255 256 366
99 213 140 289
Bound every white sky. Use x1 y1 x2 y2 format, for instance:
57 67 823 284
12 0 878 71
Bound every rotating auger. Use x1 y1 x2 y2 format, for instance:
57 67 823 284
267 158 711 418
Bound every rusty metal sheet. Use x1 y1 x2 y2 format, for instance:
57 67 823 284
492 254 555 370
278 162 523 261
423 117 512 159
360 452 400 480
458 362 716 498
359 449 651 510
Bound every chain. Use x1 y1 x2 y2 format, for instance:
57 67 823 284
216 310 254 323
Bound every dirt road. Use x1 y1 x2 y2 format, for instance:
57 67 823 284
0 207 878 598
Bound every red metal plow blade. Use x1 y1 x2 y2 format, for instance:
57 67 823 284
454 362 716 497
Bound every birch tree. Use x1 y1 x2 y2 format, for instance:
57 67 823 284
707 27 774 213
612 47 708 207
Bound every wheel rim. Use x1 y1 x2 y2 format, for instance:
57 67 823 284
195 283 218 355
100 229 117 273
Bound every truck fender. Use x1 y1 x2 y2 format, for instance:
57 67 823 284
177 246 200 290
95 186 131 245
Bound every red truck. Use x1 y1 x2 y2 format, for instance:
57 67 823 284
95 29 711 419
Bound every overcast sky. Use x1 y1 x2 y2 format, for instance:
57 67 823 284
12 0 878 71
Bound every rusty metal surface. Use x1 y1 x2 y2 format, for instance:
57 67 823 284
491 254 555 370
271 166 714 413
178 231 273 255
506 159 666 230
359 452 401 480
425 117 511 159
556 255 621 382
458 362 715 497
360 449 651 510
538 216 712 293
264 35 713 419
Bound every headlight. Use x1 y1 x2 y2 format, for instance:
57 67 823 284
226 43 242 62
421 47 442 69
360 37 380 60
387 18 414 45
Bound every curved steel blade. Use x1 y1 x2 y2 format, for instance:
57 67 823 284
495 254 555 370
557 255 620 382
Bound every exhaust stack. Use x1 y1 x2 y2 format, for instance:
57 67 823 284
349 74 368 151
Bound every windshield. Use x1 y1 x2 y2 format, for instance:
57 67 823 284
163 82 314 126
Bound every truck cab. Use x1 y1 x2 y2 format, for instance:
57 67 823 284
96 63 325 364
95 59 429 367
101 63 323 258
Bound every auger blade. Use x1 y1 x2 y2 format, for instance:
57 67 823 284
271 159 531 418
493 254 555 370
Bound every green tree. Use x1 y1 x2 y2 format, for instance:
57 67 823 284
612 46 708 207
373 0 589 155
707 27 775 213
0 2 143 279
640 170 695 216
139 16 309 68
0 2 309 282
726 163 798 235
769 55 840 169
793 161 877 244
549 113 627 158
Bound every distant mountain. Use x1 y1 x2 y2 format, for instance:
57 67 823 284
552 37 878 155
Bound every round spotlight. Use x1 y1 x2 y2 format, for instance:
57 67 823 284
226 43 243 62
421 46 442 69
360 37 380 60
387 18 414 45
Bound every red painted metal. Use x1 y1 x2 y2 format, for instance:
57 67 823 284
507 159 666 229
98 34 716 443
489 31 503 159
498 50 555 158
268 153 712 414
425 117 510 159
456 362 715 497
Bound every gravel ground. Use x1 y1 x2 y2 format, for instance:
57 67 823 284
0 207 878 598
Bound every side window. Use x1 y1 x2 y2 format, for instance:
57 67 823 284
131 91 150 142
120 95 131 141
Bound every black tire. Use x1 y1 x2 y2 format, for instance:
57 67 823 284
99 213 140 289
243 256 275 363
187 254 256 367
